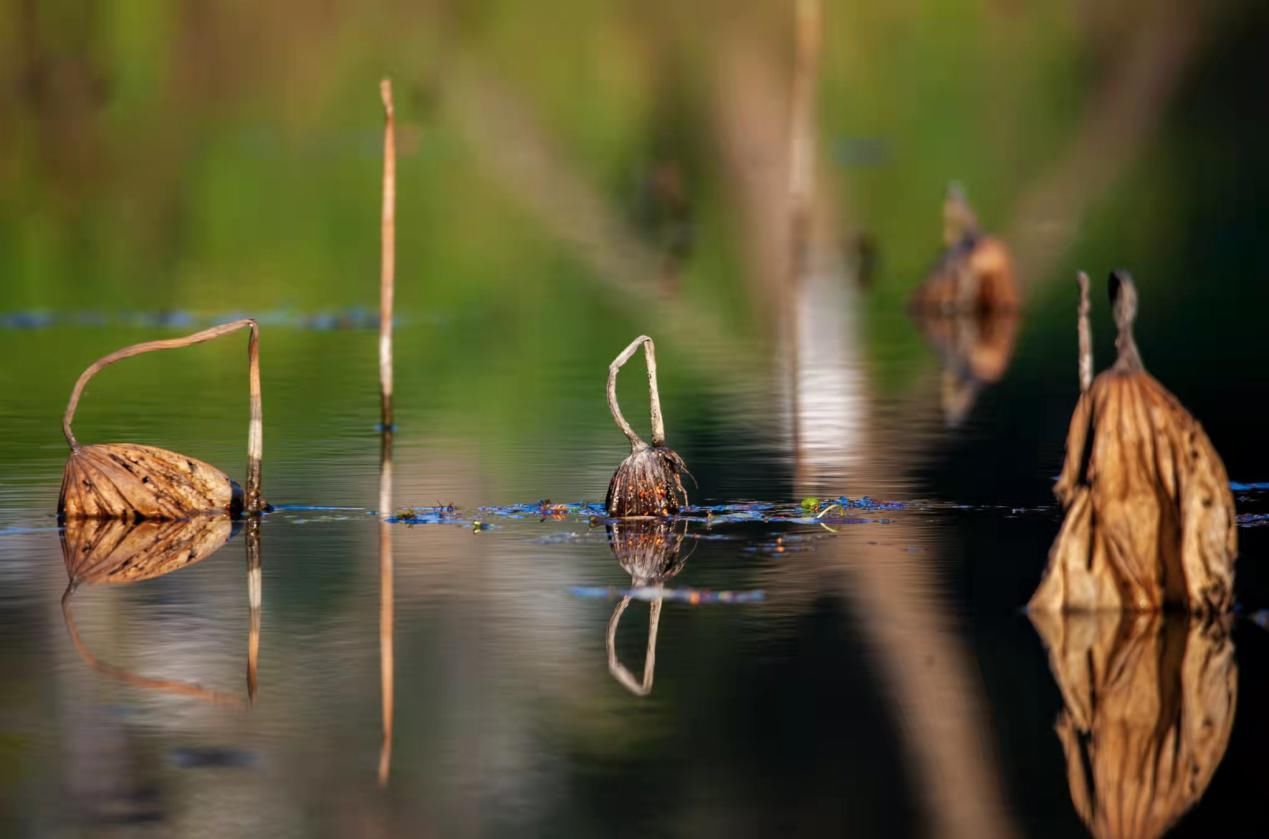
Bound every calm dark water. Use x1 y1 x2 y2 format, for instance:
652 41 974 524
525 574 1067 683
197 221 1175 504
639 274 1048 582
6 2 1269 837
2 311 1269 839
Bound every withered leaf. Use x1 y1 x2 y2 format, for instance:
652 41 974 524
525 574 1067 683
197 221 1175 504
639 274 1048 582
59 443 243 521
1030 610 1235 839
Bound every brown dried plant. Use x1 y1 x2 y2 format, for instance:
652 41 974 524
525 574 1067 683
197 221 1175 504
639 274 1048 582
57 319 265 520
1030 272 1236 613
605 335 689 517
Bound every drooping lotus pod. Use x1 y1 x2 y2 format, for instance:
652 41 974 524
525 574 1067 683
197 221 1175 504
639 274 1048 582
57 320 265 520
910 183 1020 314
1029 610 1235 839
1030 272 1236 613
604 336 689 517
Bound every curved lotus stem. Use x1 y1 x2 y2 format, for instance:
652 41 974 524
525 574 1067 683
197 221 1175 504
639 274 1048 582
606 335 666 451
62 585 245 708
1077 272 1093 393
61 319 265 513
605 595 662 696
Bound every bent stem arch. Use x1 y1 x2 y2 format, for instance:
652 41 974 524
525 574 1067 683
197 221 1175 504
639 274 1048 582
62 319 265 514
607 335 666 451
61 585 246 708
606 595 662 696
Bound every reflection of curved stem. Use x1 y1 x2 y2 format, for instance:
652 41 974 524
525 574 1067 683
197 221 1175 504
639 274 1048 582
605 596 662 696
61 585 246 709
246 517 262 702
378 431 395 786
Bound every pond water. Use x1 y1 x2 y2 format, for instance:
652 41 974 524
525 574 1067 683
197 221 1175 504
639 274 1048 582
5 3 1269 838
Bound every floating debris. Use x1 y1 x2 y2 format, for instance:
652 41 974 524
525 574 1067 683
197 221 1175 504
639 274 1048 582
1030 272 1236 613
57 320 266 520
573 586 766 605
604 336 690 517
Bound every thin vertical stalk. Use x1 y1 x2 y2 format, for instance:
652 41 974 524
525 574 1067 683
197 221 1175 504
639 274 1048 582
1077 271 1093 393
379 79 396 431
378 431 395 785
60 319 264 513
606 336 666 450
789 0 822 230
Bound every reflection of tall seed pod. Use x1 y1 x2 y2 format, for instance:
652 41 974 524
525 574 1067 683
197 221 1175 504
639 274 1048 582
604 519 688 696
1030 611 1235 839
605 336 689 517
1030 272 1236 613
58 319 265 519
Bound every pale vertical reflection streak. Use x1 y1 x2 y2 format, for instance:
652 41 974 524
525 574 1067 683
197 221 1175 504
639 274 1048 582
246 517 261 703
378 432 395 786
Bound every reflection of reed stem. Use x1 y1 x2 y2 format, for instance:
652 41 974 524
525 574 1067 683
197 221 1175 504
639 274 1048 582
61 319 266 513
378 431 395 785
379 80 396 431
606 336 665 450
61 585 245 708
246 516 262 702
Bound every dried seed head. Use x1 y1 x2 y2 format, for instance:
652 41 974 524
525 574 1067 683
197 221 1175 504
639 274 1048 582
605 445 689 518
59 443 243 521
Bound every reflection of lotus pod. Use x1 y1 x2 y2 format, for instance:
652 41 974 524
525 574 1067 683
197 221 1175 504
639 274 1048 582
1031 273 1236 613
1030 611 1235 839
606 519 687 585
63 515 234 585
914 312 1020 427
59 444 244 521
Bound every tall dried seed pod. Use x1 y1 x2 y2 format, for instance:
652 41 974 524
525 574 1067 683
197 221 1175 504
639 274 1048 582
1030 272 1236 613
57 320 265 520
604 336 689 517
910 183 1020 314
